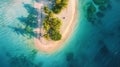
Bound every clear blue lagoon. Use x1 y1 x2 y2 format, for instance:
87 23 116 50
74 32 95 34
0 0 120 67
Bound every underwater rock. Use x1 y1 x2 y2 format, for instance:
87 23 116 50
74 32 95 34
98 40 105 46
96 11 105 18
98 40 110 56
98 3 112 11
93 0 109 5
100 45 110 56
66 52 74 61
98 5 107 11
9 55 41 67
36 62 43 67
86 3 98 24
107 3 112 10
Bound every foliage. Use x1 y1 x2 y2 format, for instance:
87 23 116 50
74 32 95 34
43 6 54 18
43 16 62 41
48 11 54 18
44 6 50 14
43 17 50 31
43 34 50 40
50 29 62 41
52 0 68 14
42 0 66 41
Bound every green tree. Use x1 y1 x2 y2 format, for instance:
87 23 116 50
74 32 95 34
50 29 62 41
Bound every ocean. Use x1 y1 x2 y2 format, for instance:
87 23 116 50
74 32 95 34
0 0 120 67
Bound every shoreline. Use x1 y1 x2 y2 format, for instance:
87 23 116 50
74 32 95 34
34 0 78 54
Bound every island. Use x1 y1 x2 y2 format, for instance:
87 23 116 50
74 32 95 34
29 0 78 53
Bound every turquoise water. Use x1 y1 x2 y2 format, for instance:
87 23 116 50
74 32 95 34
0 0 120 67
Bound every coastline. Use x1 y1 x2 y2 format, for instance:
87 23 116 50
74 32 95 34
34 0 78 54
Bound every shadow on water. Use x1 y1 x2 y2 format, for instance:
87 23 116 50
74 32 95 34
9 3 38 38
17 16 27 26
97 40 110 55
19 3 38 28
35 0 41 2
9 26 25 36
66 52 74 62
8 26 36 38
66 52 80 67
93 39 120 67
23 3 38 16
106 52 120 67
9 55 43 67
17 15 38 28
5 48 41 67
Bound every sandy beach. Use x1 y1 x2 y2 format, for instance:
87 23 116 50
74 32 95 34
34 0 78 54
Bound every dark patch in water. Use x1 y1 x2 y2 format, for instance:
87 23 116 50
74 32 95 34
8 3 39 38
106 54 120 67
23 3 38 15
86 0 112 26
98 40 110 55
67 59 80 67
28 49 38 60
98 40 105 46
17 16 38 28
18 4 38 28
100 45 109 56
66 52 74 61
93 40 112 67
8 26 36 38
96 11 105 18
9 55 43 67
36 62 43 67
8 26 26 36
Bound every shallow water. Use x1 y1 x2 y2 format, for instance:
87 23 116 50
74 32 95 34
0 0 120 67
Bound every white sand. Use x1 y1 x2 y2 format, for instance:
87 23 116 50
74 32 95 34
34 0 78 54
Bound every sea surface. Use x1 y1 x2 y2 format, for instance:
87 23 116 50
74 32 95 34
0 0 120 67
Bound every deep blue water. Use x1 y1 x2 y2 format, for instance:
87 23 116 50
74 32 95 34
0 0 120 67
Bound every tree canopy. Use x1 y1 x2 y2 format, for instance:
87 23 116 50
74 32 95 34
52 0 68 14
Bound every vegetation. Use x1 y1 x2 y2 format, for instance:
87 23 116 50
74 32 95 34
43 0 69 40
43 6 54 18
17 0 69 41
50 29 62 41
43 15 62 41
43 4 63 41
43 34 50 40
43 6 50 14
52 0 69 14
42 0 70 41
42 0 69 41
